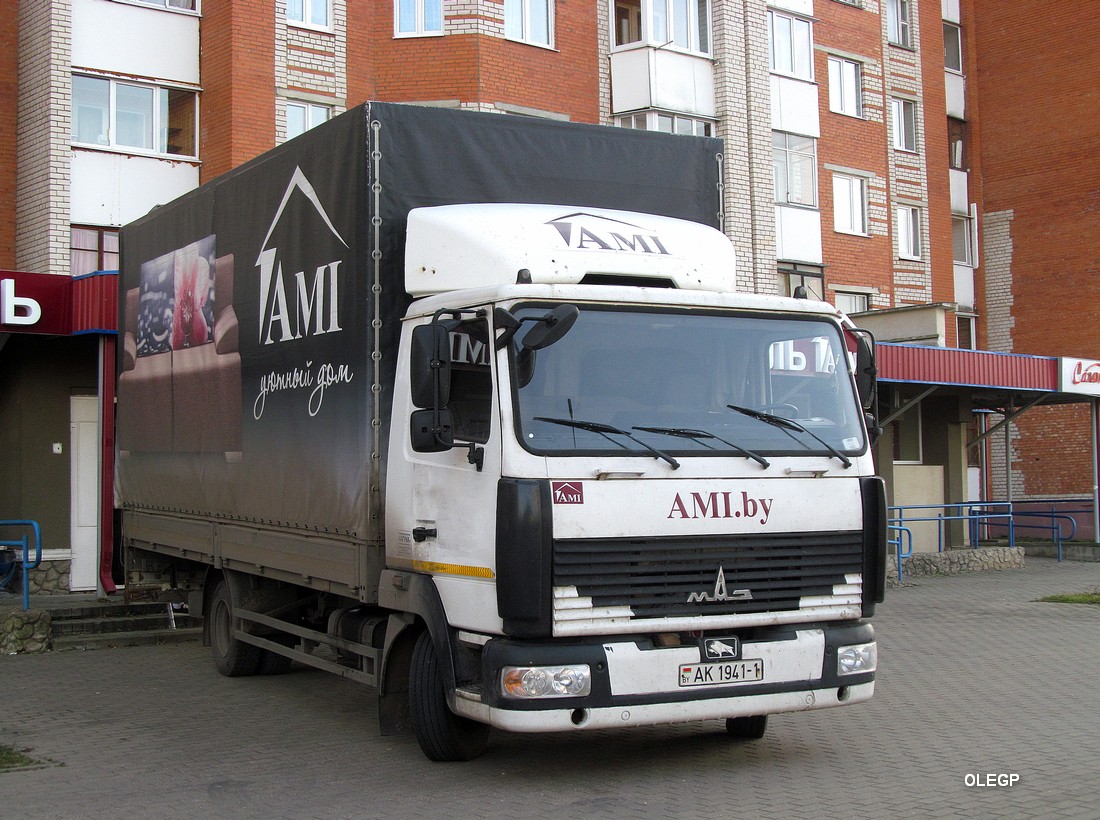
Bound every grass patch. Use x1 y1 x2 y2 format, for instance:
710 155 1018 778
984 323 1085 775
0 744 43 771
1040 592 1100 606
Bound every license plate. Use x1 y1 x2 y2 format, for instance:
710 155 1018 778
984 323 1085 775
678 659 764 687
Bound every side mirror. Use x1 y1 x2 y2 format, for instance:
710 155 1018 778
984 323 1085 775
853 329 878 412
522 304 580 350
410 408 454 452
411 323 451 409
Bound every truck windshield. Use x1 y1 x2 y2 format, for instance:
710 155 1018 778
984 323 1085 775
509 305 866 460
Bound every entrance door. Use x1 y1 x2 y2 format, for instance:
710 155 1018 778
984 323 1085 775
69 396 99 591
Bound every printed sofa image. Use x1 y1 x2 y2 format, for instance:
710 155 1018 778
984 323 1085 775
117 237 242 454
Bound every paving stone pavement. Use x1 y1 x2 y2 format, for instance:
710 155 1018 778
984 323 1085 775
2 556 1099 820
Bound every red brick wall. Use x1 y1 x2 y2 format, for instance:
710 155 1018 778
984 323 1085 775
347 1 599 122
0 12 18 267
972 1 1100 360
199 0 277 182
815 3 892 302
972 1 1100 497
917 0 955 314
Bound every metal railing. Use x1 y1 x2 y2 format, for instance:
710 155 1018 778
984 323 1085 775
0 519 43 611
889 502 1015 554
889 500 1088 567
888 523 914 582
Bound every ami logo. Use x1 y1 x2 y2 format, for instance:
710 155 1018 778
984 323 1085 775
546 212 671 256
551 481 584 505
257 167 348 346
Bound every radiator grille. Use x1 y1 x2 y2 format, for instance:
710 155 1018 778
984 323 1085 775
552 531 863 630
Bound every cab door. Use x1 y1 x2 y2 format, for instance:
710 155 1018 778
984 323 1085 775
387 313 502 633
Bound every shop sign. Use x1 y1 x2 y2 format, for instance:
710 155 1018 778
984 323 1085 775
1059 357 1100 396
0 271 72 335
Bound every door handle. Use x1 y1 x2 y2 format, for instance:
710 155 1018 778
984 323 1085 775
412 527 437 542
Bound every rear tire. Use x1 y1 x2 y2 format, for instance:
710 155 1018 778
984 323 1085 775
209 579 261 677
726 715 768 740
409 630 489 761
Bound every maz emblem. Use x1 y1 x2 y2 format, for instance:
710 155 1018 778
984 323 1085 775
687 567 753 603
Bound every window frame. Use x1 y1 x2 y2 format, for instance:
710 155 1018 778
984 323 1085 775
287 0 330 30
134 0 199 11
891 97 918 152
395 0 444 36
827 56 863 118
834 291 870 315
943 21 963 73
70 226 120 277
833 174 868 236
611 0 712 55
886 0 911 48
952 215 974 265
773 132 818 208
891 401 922 464
768 9 814 80
616 110 714 137
505 0 555 48
285 101 332 141
71 74 198 159
896 205 922 260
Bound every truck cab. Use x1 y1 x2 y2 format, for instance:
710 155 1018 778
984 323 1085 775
382 204 885 758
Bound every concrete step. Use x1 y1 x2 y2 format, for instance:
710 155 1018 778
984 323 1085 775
46 600 203 651
51 611 201 636
51 626 203 652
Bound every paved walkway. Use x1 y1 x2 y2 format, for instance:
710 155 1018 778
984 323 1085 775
2 557 1099 819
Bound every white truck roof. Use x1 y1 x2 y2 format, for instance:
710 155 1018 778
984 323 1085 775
404 203 736 296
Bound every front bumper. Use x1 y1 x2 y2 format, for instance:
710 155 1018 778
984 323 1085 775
454 621 876 732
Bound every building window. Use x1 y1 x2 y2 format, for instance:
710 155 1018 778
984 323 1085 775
136 0 197 9
768 10 812 79
834 291 870 315
396 0 443 35
886 0 911 48
828 57 862 117
943 22 963 72
833 174 868 235
286 102 332 140
505 0 553 46
71 226 119 277
952 215 974 265
781 264 824 300
773 132 817 207
956 314 976 350
891 98 918 152
288 0 329 27
948 117 967 170
614 0 642 45
617 111 713 136
71 75 197 158
897 206 922 259
613 0 709 53
892 402 922 463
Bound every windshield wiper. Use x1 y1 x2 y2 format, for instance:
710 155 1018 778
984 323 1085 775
534 416 680 470
632 425 770 469
726 405 851 468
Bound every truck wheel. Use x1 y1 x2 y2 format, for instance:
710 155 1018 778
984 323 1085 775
409 630 489 762
210 579 261 677
726 715 767 740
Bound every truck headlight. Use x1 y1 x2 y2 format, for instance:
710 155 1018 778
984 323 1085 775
501 665 592 698
837 642 877 675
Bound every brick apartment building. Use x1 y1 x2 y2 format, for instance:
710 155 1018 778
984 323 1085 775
2 0 1098 593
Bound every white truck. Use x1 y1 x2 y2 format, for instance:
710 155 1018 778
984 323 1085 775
116 102 886 761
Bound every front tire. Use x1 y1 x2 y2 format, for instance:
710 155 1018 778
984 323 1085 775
409 630 489 762
209 578 261 677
